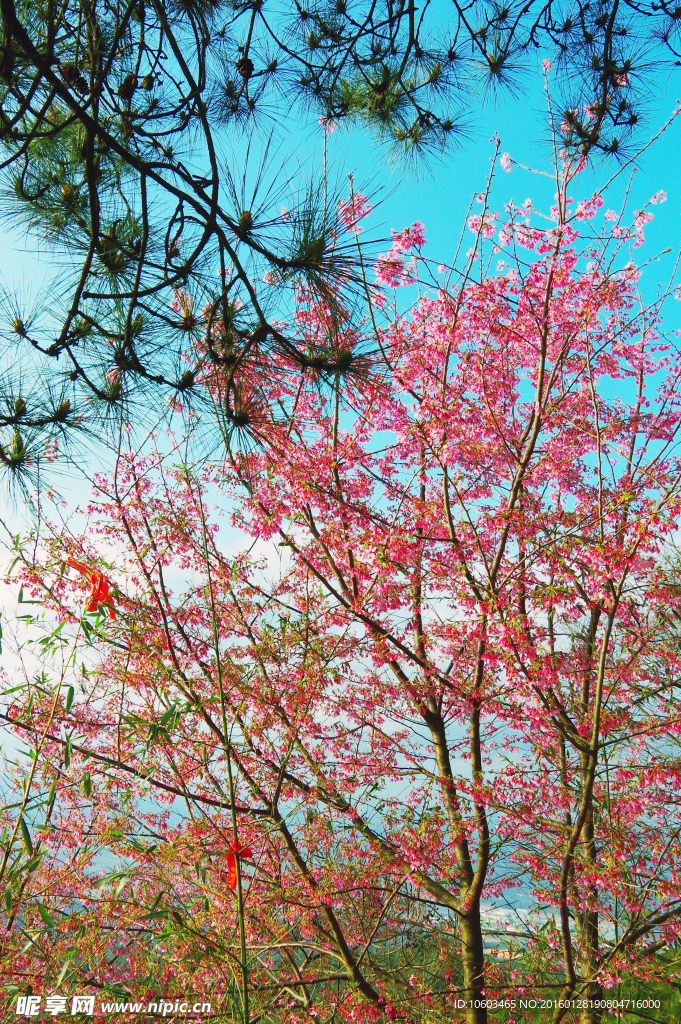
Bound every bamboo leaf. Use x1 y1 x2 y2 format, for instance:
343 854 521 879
160 704 176 727
56 959 71 987
38 903 55 928
19 817 33 855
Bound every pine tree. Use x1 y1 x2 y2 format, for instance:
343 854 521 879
0 0 676 479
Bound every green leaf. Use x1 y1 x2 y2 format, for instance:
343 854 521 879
149 891 165 912
19 818 33 855
56 958 71 987
38 903 55 928
139 909 169 921
5 884 12 914
93 870 129 889
64 735 71 770
160 704 176 728
65 686 74 714
1 684 27 696
27 854 42 873
83 772 91 797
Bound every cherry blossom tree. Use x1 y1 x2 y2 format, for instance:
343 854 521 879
1 457 456 1023
4 137 681 1024
222 149 681 1022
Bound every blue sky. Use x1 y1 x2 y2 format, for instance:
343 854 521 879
2 61 679 518
3 63 681 294
329 70 681 270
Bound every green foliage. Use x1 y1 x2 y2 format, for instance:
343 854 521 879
19 817 32 855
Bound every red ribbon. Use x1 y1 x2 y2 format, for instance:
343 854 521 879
226 840 253 890
68 557 116 619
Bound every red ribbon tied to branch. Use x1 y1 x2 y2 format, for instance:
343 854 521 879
67 556 116 619
226 840 253 890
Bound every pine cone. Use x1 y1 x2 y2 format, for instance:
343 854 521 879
236 56 254 80
118 74 137 101
61 63 89 92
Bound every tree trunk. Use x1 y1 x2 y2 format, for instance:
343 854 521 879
578 766 601 1023
460 907 487 1024
579 906 602 1024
